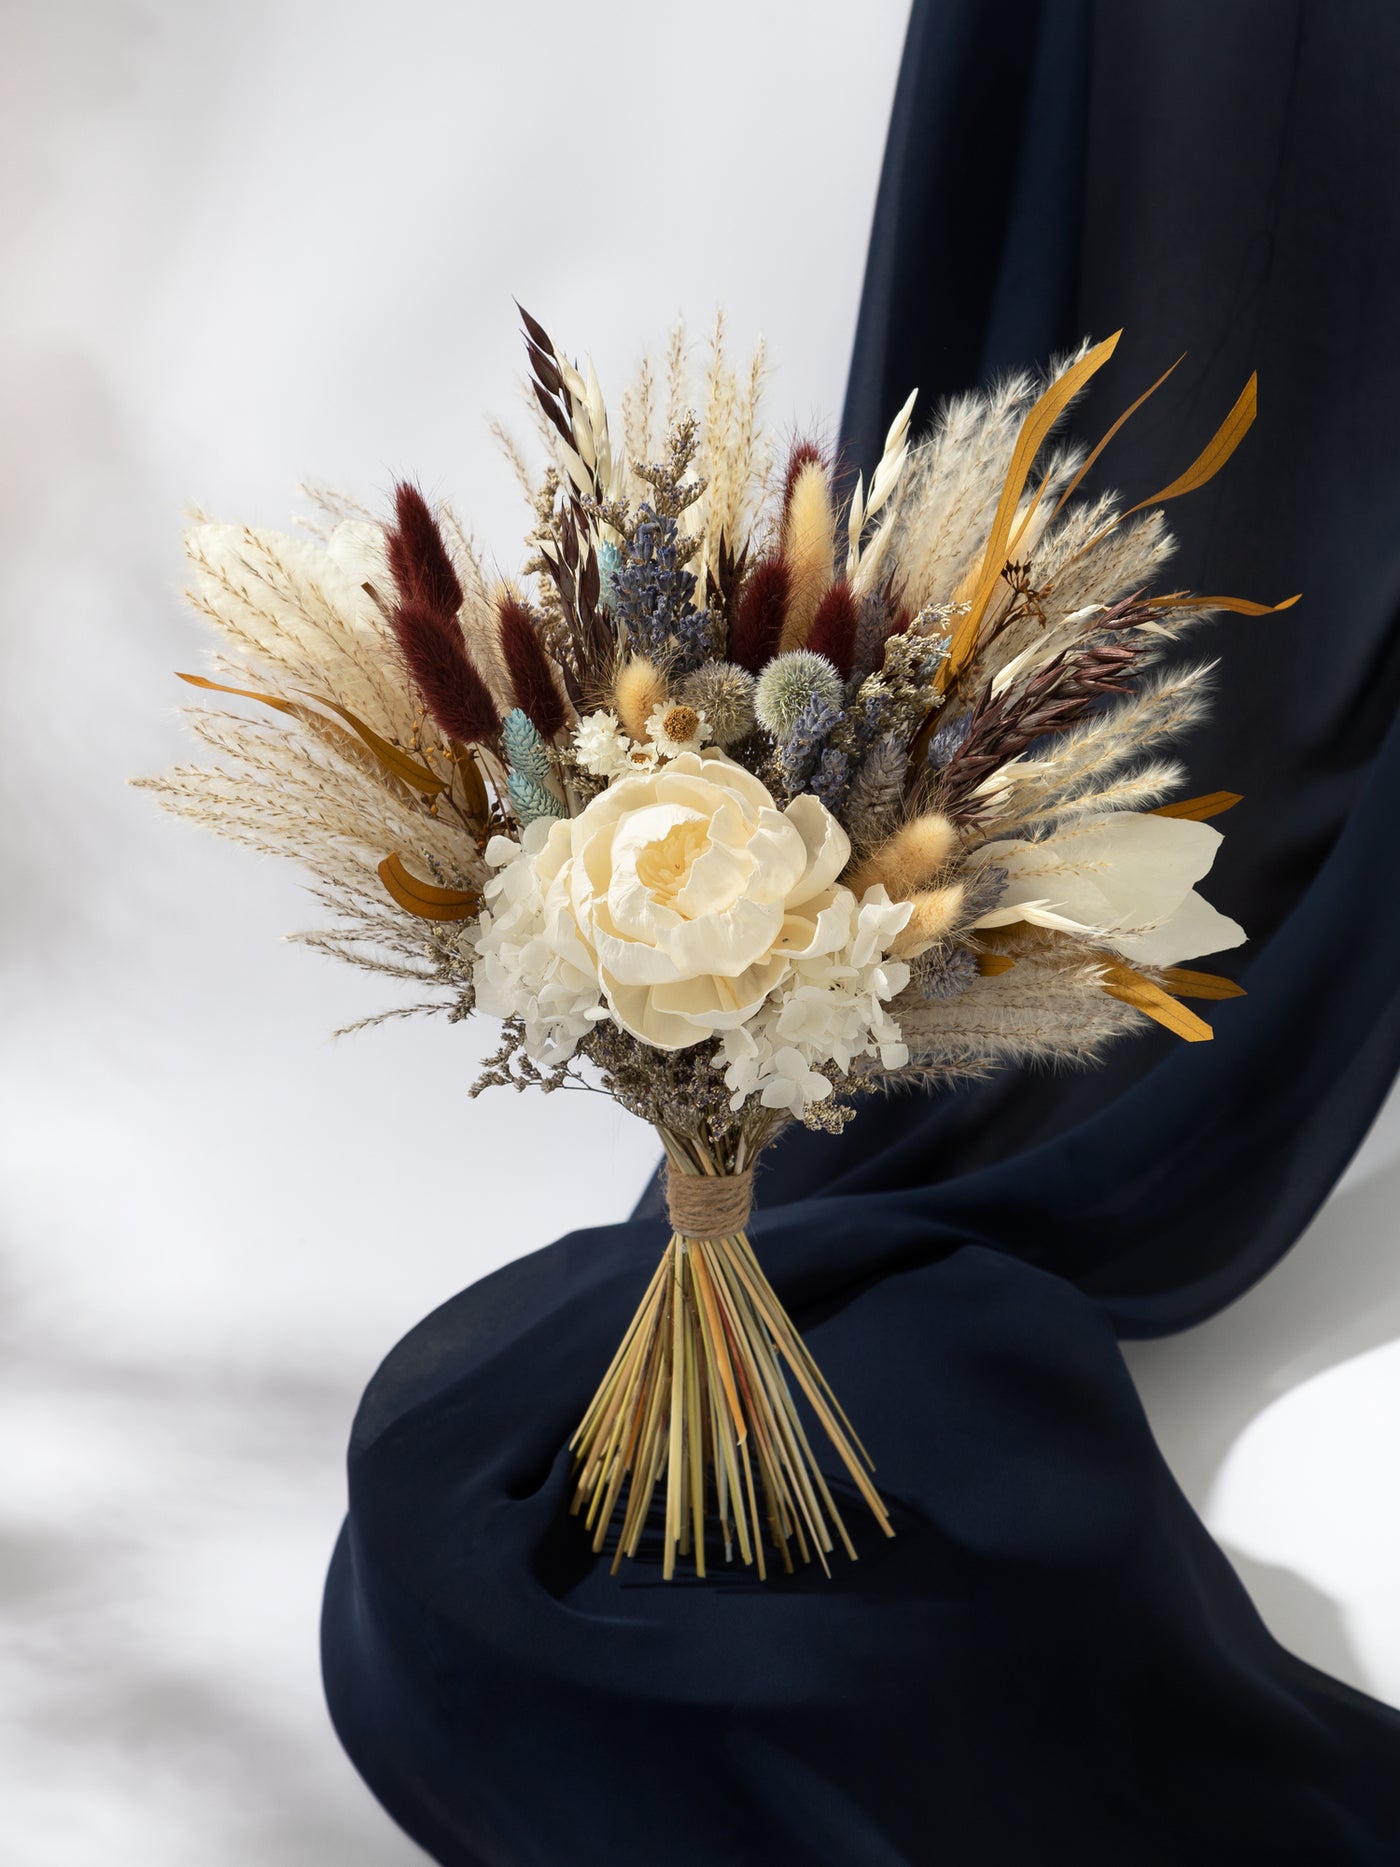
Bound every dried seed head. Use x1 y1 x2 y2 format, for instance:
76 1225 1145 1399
754 650 844 739
658 704 699 744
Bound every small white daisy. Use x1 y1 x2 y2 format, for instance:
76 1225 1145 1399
645 700 710 759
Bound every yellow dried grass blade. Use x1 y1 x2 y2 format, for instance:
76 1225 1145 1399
1098 961 1214 1041
1049 354 1185 521
377 853 479 922
1151 791 1242 821
1125 372 1256 514
177 670 448 795
177 670 299 714
1146 591 1301 617
943 332 1122 683
313 697 449 794
1157 967 1247 1001
976 952 1017 976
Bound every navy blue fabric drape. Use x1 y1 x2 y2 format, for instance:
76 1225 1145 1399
323 3 1400 1860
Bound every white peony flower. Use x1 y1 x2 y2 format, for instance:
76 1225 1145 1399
469 752 917 1099
966 810 1246 967
557 749 855 1048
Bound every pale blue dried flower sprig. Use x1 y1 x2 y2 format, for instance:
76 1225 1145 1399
503 708 566 827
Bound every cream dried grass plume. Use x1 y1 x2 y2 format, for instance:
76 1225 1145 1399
879 351 1089 616
893 934 1151 1075
982 664 1217 840
614 656 670 741
185 524 421 745
778 459 837 651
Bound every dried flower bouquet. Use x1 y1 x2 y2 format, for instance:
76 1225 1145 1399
142 311 1294 1579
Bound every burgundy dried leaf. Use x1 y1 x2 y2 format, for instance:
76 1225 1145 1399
805 581 859 679
581 544 600 612
387 484 463 619
531 379 573 446
728 558 790 673
516 302 555 354
393 597 500 746
498 595 567 738
526 339 562 396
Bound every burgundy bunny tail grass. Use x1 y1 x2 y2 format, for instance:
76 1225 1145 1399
781 439 827 516
805 582 859 680
393 597 500 745
728 559 790 674
498 594 567 738
387 483 464 618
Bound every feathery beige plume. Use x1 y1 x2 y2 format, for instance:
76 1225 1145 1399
892 930 1149 1074
982 666 1213 836
614 656 669 741
846 812 958 899
881 352 1089 617
779 461 836 651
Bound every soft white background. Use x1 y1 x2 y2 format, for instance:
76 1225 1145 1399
2 2 1397 1860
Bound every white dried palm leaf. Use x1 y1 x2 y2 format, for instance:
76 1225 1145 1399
848 387 918 594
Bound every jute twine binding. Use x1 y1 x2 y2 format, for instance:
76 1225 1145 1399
665 1166 755 1240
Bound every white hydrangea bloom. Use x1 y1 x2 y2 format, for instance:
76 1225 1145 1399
573 709 631 781
717 887 913 1118
468 823 608 1062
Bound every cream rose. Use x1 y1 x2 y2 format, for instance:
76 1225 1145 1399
484 749 870 1051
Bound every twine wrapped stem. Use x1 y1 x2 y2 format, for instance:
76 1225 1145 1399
665 1164 754 1239
569 1132 892 1580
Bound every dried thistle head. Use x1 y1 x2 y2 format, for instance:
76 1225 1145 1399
680 661 756 747
754 650 843 739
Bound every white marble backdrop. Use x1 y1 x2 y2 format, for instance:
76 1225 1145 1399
1 2 1395 1859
